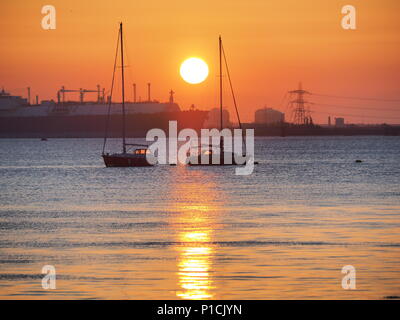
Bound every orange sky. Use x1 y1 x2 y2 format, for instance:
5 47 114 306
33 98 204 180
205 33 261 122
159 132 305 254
1 0 399 124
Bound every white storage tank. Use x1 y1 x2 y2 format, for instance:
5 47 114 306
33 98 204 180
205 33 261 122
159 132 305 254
255 107 284 124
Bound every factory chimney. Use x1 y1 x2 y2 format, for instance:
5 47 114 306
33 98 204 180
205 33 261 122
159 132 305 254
97 84 101 103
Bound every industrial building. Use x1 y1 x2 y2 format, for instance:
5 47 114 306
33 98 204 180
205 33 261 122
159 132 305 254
204 108 231 128
335 117 345 127
255 107 284 125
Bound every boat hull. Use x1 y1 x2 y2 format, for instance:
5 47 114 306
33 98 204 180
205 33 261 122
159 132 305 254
187 152 243 166
102 153 154 167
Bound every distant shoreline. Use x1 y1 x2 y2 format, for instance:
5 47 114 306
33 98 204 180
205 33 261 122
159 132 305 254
0 112 399 138
243 124 400 137
0 130 399 139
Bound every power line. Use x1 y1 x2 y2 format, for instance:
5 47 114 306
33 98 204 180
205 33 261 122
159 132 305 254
311 102 400 113
311 110 400 120
311 92 400 103
280 86 400 123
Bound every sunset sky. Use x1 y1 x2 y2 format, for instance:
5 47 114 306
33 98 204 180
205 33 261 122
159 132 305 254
1 0 399 124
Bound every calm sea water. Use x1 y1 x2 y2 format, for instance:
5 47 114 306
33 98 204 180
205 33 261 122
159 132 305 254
0 136 399 299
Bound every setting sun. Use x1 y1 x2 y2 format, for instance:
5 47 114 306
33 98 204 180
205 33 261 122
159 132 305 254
180 58 209 84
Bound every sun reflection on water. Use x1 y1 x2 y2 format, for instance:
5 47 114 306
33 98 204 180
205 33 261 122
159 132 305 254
176 244 214 300
176 208 216 300
168 170 222 300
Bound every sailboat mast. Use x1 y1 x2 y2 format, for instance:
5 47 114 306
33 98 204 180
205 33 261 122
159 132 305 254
120 22 127 153
219 36 224 155
219 36 223 131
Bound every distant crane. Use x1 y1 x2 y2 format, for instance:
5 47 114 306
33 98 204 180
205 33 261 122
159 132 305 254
57 85 105 104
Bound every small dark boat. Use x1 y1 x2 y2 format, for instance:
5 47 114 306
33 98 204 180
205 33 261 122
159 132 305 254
101 23 154 167
188 36 248 166
187 141 243 166
103 148 155 167
187 151 242 166
40 138 48 141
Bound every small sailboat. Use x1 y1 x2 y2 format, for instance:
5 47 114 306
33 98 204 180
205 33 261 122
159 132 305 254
102 23 155 167
187 36 246 166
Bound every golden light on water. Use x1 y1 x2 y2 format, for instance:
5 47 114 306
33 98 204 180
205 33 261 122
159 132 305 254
175 210 215 300
168 171 221 300
177 244 214 300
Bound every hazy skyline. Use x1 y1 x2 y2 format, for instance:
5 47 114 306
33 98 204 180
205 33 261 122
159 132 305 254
1 0 399 123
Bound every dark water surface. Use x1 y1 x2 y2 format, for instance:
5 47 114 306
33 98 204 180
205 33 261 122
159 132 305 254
0 136 399 299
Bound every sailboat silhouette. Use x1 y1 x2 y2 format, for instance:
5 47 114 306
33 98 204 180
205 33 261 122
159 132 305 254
187 36 247 166
102 23 155 167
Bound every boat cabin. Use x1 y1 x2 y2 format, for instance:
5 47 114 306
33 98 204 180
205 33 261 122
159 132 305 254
134 148 149 155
